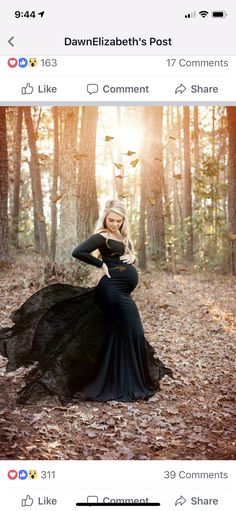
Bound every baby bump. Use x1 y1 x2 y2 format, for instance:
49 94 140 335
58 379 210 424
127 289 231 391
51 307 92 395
95 264 139 300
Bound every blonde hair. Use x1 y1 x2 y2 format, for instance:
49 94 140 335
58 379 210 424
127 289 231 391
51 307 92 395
94 199 133 253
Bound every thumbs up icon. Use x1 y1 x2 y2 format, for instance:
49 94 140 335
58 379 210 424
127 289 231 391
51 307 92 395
21 83 34 95
21 495 34 507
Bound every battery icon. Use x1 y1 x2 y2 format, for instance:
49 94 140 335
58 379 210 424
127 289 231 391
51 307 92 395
211 11 227 17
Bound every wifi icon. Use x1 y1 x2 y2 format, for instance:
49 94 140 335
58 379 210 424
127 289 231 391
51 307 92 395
199 10 209 18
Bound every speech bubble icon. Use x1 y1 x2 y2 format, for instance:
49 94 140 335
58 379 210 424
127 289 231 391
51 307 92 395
87 83 99 94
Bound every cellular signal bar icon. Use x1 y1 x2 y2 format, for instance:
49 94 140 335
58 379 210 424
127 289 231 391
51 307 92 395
185 11 196 18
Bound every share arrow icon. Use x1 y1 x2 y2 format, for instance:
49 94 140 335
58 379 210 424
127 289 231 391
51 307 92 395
175 83 187 94
175 496 187 506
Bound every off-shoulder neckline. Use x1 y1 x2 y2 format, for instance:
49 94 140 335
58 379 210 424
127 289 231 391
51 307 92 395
97 232 125 245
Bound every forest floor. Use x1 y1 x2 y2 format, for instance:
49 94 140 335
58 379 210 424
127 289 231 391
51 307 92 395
0 253 236 460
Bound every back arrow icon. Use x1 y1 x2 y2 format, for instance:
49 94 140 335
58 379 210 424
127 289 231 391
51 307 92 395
8 36 15 47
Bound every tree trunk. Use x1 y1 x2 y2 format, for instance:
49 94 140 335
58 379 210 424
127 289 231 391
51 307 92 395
183 107 193 261
227 107 236 274
143 106 165 262
139 154 147 270
176 107 184 256
115 106 124 198
163 107 172 225
193 106 199 208
24 107 48 254
11 107 23 247
0 107 9 263
57 107 79 263
77 106 99 240
50 107 59 260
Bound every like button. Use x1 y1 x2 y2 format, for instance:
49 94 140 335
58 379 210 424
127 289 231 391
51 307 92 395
21 83 34 95
21 495 34 507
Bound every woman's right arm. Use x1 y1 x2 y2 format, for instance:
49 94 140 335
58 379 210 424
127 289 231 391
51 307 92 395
72 234 105 268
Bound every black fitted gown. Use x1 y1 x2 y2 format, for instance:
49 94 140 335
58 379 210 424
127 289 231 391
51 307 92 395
72 233 155 401
0 233 172 404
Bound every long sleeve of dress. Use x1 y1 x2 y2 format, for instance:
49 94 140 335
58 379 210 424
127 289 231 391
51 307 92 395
72 234 104 268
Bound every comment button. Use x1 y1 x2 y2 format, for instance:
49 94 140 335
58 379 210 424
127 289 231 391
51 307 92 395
87 83 99 94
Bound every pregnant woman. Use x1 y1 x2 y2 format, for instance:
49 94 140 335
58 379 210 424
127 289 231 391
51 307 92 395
0 199 172 404
72 199 157 401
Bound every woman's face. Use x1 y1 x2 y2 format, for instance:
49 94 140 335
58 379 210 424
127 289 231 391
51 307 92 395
105 211 123 233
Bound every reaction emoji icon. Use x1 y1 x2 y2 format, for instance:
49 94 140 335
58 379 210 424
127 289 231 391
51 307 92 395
7 469 18 480
18 469 28 480
8 58 18 68
18 57 28 68
29 58 38 68
29 469 39 480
